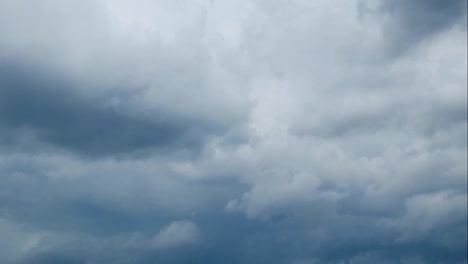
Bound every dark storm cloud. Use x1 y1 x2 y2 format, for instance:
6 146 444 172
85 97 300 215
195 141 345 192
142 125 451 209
0 154 247 236
374 0 467 55
0 60 220 157
0 166 160 235
7 199 466 264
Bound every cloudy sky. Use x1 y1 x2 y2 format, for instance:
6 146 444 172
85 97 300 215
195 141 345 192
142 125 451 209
0 0 466 263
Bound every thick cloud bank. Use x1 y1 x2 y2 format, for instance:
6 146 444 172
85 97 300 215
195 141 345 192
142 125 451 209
0 0 466 263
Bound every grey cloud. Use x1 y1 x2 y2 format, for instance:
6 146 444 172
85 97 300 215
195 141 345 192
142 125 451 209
0 59 223 157
152 220 201 248
362 0 467 56
381 0 467 33
0 0 466 263
0 153 247 236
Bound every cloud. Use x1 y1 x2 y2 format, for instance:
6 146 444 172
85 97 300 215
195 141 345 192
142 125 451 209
0 59 222 157
0 0 466 263
0 0 250 158
381 191 467 243
360 0 467 56
152 220 201 249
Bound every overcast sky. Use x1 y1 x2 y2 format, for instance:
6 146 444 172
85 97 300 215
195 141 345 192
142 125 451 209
0 0 467 263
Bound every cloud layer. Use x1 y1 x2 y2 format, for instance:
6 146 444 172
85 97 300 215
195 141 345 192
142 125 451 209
0 0 466 263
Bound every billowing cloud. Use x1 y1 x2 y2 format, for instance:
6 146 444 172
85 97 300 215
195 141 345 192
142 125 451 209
0 0 466 263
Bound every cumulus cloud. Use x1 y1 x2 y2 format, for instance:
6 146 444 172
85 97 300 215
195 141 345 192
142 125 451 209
0 0 466 263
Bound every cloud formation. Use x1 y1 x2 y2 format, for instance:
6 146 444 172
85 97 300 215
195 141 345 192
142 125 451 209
0 59 224 157
0 0 466 263
152 220 201 249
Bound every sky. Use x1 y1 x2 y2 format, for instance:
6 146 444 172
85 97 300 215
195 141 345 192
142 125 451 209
0 0 466 263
